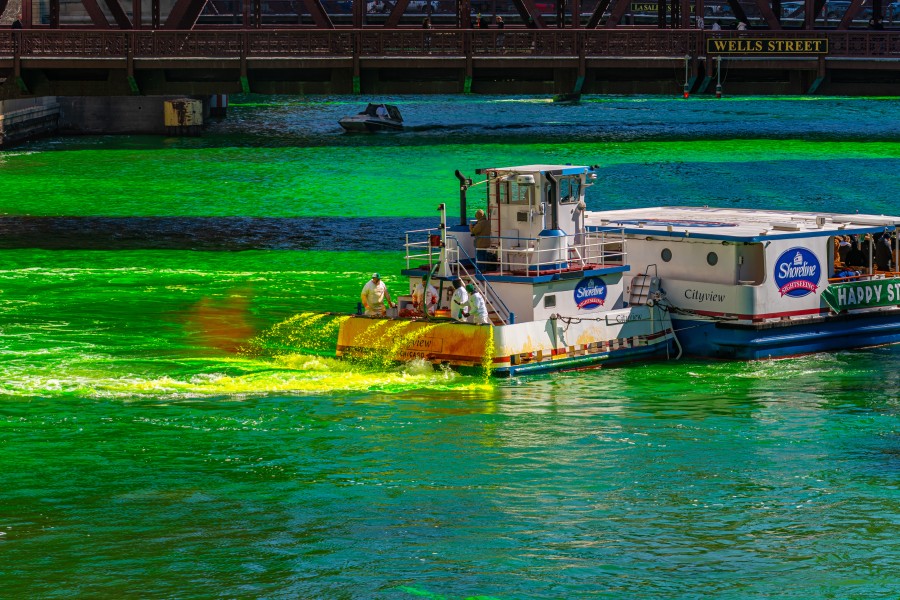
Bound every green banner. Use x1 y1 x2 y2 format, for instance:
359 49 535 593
822 279 900 313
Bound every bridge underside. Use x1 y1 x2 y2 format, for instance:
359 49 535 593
5 55 900 96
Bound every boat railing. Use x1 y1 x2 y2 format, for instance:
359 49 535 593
405 228 627 277
828 270 900 284
491 229 627 276
404 227 444 272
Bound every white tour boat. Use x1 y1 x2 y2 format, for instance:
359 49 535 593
336 164 679 376
585 206 900 359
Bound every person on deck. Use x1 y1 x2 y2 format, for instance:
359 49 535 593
837 235 851 265
412 275 439 316
469 209 492 271
361 273 395 316
450 279 469 322
375 104 389 118
844 241 867 269
875 233 893 271
466 284 489 325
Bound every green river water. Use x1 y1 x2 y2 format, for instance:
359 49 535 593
1 96 898 598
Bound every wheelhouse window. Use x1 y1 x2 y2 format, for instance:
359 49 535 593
498 179 531 205
559 176 581 204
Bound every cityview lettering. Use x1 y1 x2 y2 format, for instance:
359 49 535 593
684 289 725 303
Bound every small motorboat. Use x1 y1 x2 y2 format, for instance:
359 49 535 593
338 103 404 132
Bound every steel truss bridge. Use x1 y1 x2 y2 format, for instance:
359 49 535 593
1 0 896 30
2 0 900 96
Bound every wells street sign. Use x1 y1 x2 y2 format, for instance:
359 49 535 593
822 279 900 313
706 38 828 55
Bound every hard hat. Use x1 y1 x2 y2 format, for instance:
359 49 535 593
372 272 380 279
465 283 475 293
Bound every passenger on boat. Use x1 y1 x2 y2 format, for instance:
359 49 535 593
361 272 395 316
412 276 439 316
469 209 492 271
845 240 867 269
875 233 893 271
466 284 490 325
837 235 851 265
450 280 469 321
375 104 389 119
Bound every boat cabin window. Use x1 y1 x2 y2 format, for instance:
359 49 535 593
497 180 532 206
558 177 581 204
544 295 556 308
661 248 672 262
707 252 719 266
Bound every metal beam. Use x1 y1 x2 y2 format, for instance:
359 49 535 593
104 0 134 28
353 0 364 27
164 0 205 28
81 0 113 27
510 0 546 28
385 0 412 27
49 0 60 27
751 0 781 29
586 0 612 28
457 0 471 28
604 0 633 27
837 0 867 28
724 0 749 24
300 0 335 28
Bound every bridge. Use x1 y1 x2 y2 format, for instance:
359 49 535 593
1 0 900 98
1 28 899 97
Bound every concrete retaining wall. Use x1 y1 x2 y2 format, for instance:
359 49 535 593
57 96 209 136
0 97 60 148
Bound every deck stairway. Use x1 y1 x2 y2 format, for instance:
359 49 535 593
629 268 661 307
456 260 511 325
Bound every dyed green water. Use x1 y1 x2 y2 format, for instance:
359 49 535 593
1 96 899 598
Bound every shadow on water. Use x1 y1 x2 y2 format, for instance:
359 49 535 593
0 216 436 250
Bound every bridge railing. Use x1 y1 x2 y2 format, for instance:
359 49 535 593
3 29 900 59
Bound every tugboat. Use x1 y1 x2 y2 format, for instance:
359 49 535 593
585 206 900 359
338 103 404 132
335 164 679 376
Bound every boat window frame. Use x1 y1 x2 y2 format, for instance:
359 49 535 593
558 176 581 205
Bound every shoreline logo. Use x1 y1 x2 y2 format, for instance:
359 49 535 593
574 277 607 310
774 247 820 298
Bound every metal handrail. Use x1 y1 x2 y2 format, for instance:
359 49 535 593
487 229 627 276
4 30 900 60
450 236 513 325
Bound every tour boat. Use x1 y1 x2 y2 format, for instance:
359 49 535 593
585 206 900 359
338 103 404 132
335 165 679 376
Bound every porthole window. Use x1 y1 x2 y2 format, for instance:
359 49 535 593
661 248 672 262
707 252 719 266
544 295 556 308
